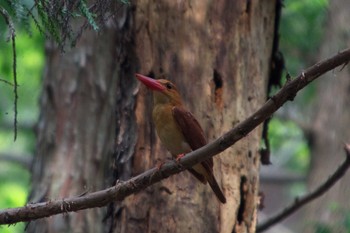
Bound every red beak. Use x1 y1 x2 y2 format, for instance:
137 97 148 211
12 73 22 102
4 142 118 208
135 73 165 91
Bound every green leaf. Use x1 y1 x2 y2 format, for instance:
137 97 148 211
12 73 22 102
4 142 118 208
78 0 99 31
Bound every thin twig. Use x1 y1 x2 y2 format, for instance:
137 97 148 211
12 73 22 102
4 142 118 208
0 153 33 170
0 7 18 141
0 48 350 225
257 143 350 232
0 78 15 86
0 121 35 131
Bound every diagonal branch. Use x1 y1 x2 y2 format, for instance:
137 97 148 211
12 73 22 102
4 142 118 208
0 48 350 225
257 144 350 232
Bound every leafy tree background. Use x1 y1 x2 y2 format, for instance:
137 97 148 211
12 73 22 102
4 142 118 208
267 0 329 188
258 1 331 232
1 0 348 232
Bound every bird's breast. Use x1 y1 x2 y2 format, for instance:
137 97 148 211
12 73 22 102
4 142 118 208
153 105 191 156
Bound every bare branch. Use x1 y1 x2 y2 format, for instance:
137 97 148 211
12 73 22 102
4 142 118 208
0 78 15 86
0 153 32 170
0 121 35 131
0 48 350 225
257 143 350 232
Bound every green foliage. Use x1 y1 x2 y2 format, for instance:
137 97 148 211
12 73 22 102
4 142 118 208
0 224 25 233
276 0 329 117
267 0 329 179
120 0 130 4
0 157 29 231
268 118 310 172
1 0 130 49
311 209 350 233
280 0 329 75
344 212 350 230
314 223 333 233
0 1 31 34
78 0 99 31
35 0 61 42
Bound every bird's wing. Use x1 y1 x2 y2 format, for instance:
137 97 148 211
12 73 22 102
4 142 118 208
172 106 207 149
173 106 226 203
172 106 213 168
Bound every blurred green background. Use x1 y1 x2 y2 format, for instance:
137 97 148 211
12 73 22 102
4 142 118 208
269 0 328 185
0 18 44 232
0 0 330 232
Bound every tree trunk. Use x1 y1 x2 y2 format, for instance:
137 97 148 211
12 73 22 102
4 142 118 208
111 1 275 233
29 1 276 233
28 27 119 233
304 0 350 232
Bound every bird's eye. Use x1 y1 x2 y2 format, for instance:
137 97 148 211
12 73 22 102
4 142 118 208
166 83 172 89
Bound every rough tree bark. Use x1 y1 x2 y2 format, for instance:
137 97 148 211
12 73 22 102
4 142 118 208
110 1 276 233
28 24 119 233
304 0 350 232
28 1 276 233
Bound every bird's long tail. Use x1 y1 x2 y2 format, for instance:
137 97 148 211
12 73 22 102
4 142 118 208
191 162 226 203
207 175 226 203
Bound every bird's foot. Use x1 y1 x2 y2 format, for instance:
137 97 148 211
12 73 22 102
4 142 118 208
156 160 165 170
176 153 186 162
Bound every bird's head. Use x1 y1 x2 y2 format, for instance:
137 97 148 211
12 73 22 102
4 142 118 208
135 73 182 106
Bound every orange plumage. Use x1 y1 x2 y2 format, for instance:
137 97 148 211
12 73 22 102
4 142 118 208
136 73 226 203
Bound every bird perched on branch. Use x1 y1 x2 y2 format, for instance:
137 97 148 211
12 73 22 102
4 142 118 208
135 73 226 203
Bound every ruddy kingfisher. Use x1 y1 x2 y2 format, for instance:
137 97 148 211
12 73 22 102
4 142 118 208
135 73 226 203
